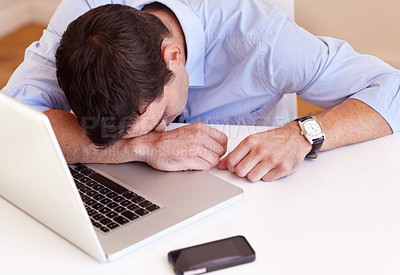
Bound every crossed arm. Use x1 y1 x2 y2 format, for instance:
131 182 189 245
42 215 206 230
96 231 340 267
45 97 392 182
45 109 228 170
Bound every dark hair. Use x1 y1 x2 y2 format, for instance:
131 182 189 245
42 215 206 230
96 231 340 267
56 4 174 148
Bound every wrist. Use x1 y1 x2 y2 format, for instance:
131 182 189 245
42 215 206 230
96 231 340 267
294 116 325 159
125 132 159 164
286 121 313 156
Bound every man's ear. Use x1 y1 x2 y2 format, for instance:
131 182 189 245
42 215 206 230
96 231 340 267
162 44 183 68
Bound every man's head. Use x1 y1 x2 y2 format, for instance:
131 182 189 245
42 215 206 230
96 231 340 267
56 4 188 148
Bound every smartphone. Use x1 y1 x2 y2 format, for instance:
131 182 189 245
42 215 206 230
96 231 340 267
168 235 256 275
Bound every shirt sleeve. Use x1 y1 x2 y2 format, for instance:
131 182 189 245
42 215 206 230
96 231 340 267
0 0 93 112
264 17 400 133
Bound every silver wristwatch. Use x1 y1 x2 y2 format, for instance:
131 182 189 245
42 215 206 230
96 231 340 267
295 116 325 159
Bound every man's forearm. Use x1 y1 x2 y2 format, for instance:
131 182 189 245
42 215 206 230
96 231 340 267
313 98 393 151
44 110 228 170
44 109 141 164
218 98 393 182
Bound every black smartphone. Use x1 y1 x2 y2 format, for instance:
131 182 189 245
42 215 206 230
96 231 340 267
168 235 256 275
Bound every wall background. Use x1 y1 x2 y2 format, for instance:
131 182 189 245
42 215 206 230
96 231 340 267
295 0 400 69
0 0 60 38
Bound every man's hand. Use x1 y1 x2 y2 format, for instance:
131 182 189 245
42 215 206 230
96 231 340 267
45 110 226 168
218 122 311 182
47 99 392 176
133 122 228 171
218 98 394 182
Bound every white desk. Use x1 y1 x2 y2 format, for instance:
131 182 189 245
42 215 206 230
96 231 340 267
2 125 400 275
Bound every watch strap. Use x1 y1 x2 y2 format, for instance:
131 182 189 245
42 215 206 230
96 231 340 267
295 116 325 159
294 116 313 122
305 138 324 159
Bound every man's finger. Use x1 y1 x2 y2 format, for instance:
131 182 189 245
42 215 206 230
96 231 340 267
198 135 227 157
196 147 222 168
217 158 228 170
190 123 228 150
218 145 251 173
233 152 263 178
246 161 274 182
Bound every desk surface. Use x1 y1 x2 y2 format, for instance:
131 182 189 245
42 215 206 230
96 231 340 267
2 125 400 275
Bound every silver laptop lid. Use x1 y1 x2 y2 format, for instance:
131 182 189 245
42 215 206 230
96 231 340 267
0 93 244 262
0 93 107 262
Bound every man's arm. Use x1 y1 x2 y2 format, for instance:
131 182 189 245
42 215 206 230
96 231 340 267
313 99 392 150
45 109 228 170
218 99 392 182
217 15 398 182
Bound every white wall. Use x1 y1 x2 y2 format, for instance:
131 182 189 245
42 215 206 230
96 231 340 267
0 0 60 38
295 0 400 69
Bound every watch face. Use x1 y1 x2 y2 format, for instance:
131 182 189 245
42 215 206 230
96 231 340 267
304 120 322 138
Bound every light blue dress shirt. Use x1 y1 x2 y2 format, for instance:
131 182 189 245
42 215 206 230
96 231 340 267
2 0 399 132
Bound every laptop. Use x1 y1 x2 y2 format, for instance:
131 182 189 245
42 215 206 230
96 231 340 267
0 93 243 262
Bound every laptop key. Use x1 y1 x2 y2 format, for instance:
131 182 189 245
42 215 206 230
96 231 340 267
98 207 112 215
85 190 97 197
90 173 129 195
76 182 84 190
70 169 80 177
146 204 160 212
71 164 162 234
80 168 96 177
139 200 152 208
79 177 92 184
106 202 119 209
99 188 111 195
132 196 145 203
127 204 140 211
131 196 145 203
80 186 91 193
87 209 97 216
93 194 105 201
106 191 118 198
86 181 96 188
100 218 112 225
135 208 149 216
113 196 125 203
100 198 112 205
92 213 105 221
121 211 139 221
92 203 103 210
100 227 110 233
122 191 137 199
85 199 97 206
114 206 126 213
91 220 101 228
92 183 104 192
74 173 86 181
107 222 120 230
106 211 119 219
113 216 130 225
74 164 86 171
120 200 133 207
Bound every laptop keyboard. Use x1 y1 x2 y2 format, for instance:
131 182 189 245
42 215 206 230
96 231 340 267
69 164 161 234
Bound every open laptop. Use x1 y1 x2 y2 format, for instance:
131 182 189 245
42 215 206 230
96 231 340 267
0 93 243 262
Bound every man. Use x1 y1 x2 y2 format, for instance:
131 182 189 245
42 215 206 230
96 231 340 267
1 0 398 182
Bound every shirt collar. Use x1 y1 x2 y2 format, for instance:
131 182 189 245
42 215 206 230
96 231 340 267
133 0 205 86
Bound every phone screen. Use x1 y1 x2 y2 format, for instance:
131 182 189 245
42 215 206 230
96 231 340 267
168 236 255 274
